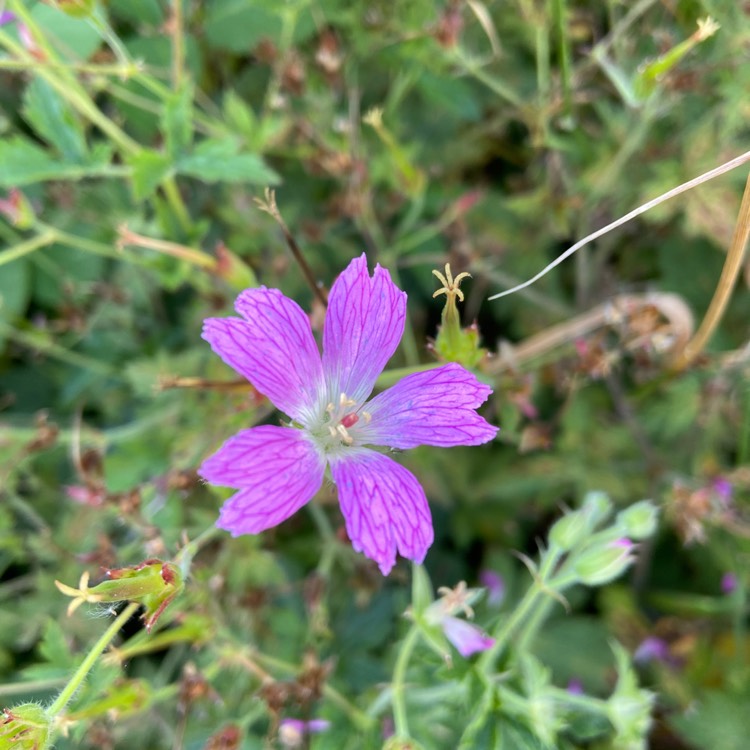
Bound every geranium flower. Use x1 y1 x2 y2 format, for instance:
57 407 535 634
199 254 497 574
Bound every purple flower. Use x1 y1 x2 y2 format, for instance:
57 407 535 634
479 569 505 606
279 718 330 747
0 11 16 25
441 616 495 657
633 636 669 664
200 255 497 574
721 572 738 595
424 581 495 657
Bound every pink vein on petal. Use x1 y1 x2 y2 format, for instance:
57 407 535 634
330 449 433 575
322 254 406 405
199 426 325 535
202 287 324 425
360 363 498 448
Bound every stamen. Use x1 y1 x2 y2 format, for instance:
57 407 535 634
361 411 372 424
336 424 354 445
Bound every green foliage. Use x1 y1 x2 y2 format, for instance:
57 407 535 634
1 0 749 748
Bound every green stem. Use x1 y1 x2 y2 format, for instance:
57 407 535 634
170 0 185 89
452 47 523 108
479 546 563 675
550 0 573 119
162 176 192 234
47 602 140 720
0 230 57 267
0 9 140 155
391 626 421 738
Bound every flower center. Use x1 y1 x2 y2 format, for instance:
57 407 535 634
316 392 371 450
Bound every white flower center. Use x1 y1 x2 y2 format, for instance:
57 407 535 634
311 392 371 452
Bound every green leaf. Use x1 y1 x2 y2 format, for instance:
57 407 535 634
670 688 750 750
109 0 164 26
203 2 281 52
162 84 193 159
0 136 113 186
176 139 279 184
127 149 172 200
22 77 87 162
30 2 102 61
222 90 257 142
37 619 76 669
0 258 30 350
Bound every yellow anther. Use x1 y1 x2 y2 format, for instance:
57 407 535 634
432 263 471 302
339 393 356 408
336 424 354 445
361 411 372 424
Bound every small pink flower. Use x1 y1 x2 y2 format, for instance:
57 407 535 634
279 719 330 748
441 616 495 657
634 636 669 664
721 572 738 595
479 569 505 607
200 255 497 574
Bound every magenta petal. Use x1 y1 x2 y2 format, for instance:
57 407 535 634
199 426 325 535
441 617 495 657
322 254 406 405
329 449 433 575
360 363 498 448
203 288 324 425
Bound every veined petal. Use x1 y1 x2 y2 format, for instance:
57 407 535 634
322 254 406 405
203 288 324 425
199 426 325 535
329 449 433 575
360 363 498 448
442 617 495 657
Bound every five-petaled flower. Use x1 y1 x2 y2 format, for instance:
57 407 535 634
199 254 497 574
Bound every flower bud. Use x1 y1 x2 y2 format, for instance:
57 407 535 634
573 538 635 586
549 492 613 551
432 264 488 368
1 704 51 750
55 559 184 631
616 500 658 540
50 0 95 18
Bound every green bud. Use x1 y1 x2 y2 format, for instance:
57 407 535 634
0 704 51 750
432 264 488 368
573 539 635 586
581 491 613 526
607 643 655 748
549 492 613 551
56 559 184 632
616 500 658 540
549 510 589 551
50 0 95 17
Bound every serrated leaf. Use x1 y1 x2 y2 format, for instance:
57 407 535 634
22 77 87 162
127 149 172 200
162 84 193 159
176 139 279 184
0 136 112 186
37 619 76 669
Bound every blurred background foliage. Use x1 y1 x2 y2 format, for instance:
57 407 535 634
1 0 749 747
